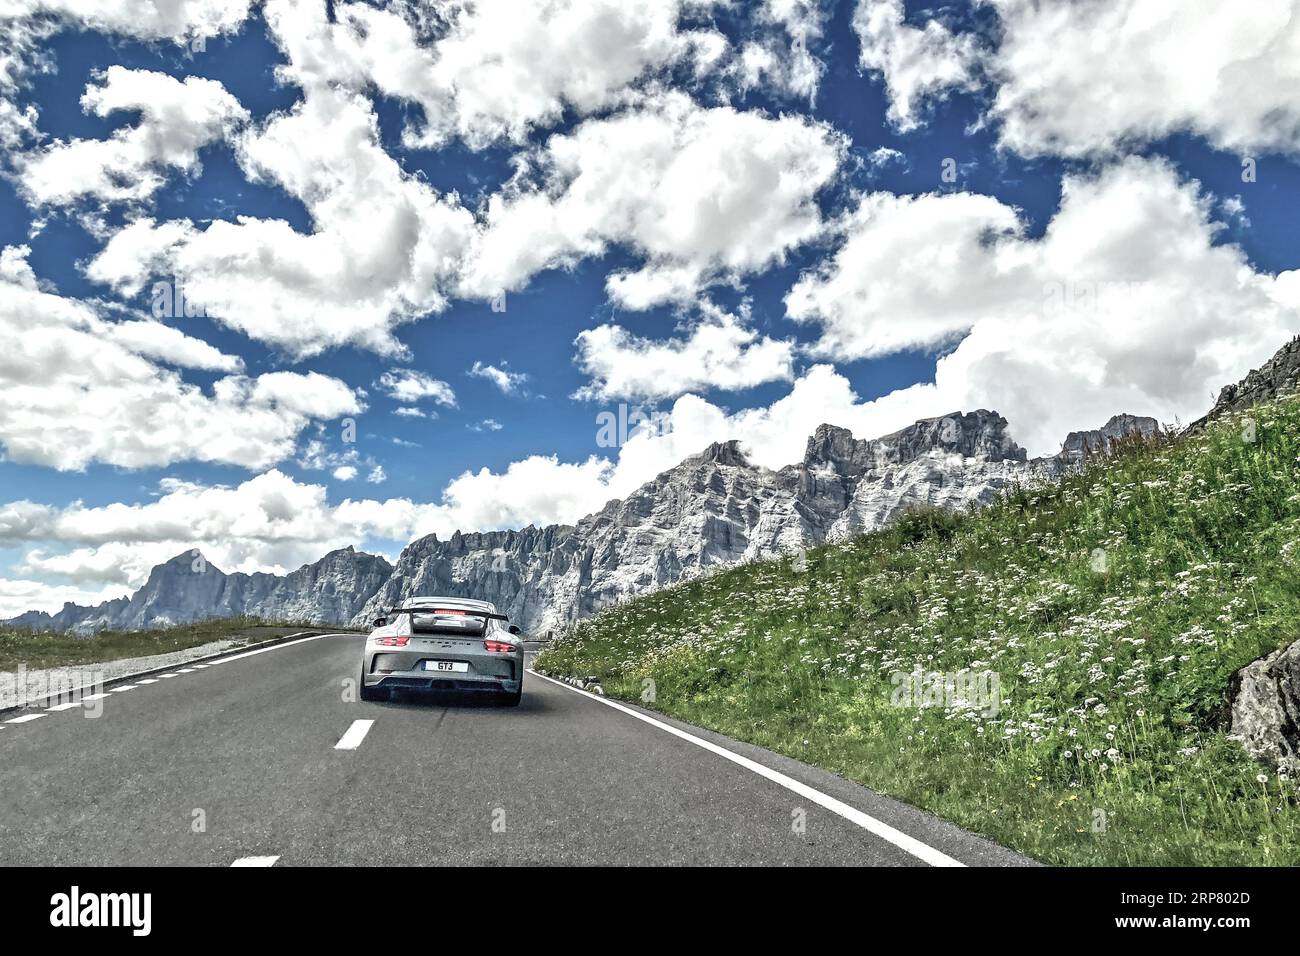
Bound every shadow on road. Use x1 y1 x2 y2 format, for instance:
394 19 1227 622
368 688 552 714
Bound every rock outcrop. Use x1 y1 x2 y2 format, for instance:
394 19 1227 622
1187 334 1300 432
1056 414 1160 466
1228 638 1300 776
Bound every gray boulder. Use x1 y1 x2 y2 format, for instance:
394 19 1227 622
1229 638 1300 776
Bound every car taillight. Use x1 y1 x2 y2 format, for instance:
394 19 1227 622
376 636 409 647
483 639 514 654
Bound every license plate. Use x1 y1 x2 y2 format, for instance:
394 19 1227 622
423 661 469 673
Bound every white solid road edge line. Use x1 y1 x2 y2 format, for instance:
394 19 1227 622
527 669 965 868
211 632 341 666
334 719 375 751
231 856 280 867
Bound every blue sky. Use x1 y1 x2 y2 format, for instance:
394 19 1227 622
3 0 1300 615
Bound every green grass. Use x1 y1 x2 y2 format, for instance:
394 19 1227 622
0 618 340 671
536 395 1300 865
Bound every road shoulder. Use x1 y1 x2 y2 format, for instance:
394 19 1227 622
529 666 1038 867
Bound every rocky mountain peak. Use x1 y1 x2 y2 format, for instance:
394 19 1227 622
1187 334 1300 432
804 411 1027 472
692 439 749 467
802 423 866 472
878 410 1027 464
142 550 215 587
1057 413 1160 465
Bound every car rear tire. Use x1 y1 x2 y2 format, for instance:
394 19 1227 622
359 666 384 702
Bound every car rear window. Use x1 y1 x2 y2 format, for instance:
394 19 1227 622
409 610 486 636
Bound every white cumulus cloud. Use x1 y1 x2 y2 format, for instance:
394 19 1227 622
853 0 980 131
786 156 1300 454
17 66 248 208
462 91 847 309
854 0 1300 159
6 0 254 41
377 370 457 407
985 0 1300 158
733 0 829 102
574 303 796 401
262 0 729 149
86 84 477 359
0 1 255 148
0 245 363 471
468 361 528 395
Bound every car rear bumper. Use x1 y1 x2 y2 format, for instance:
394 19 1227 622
362 654 523 694
366 673 522 694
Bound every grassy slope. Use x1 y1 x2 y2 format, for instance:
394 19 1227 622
0 618 346 671
536 396 1300 865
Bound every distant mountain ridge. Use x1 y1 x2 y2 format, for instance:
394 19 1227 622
4 409 1158 635
5 546 392 635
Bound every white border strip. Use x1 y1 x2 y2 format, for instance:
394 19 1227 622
528 669 964 867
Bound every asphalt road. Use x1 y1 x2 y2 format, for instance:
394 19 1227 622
0 633 1033 866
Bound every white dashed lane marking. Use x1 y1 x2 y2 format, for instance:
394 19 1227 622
6 713 45 724
46 702 81 712
231 856 280 867
137 679 159 684
334 719 375 751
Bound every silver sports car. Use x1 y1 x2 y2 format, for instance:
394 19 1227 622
359 596 524 705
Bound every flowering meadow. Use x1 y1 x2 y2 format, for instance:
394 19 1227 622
536 397 1300 864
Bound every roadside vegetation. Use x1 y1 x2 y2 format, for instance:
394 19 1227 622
536 395 1300 865
0 618 350 671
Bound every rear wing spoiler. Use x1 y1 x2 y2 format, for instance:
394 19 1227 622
385 607 511 622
